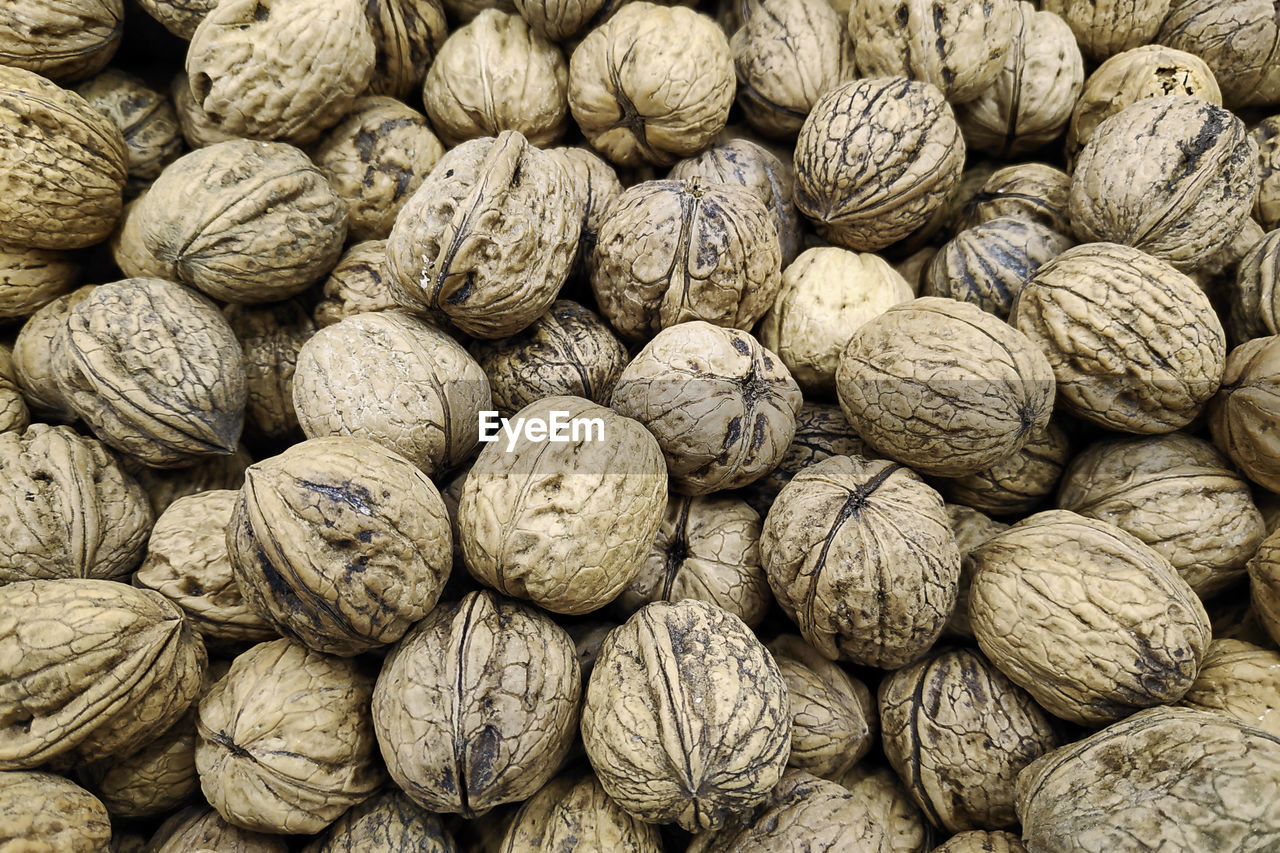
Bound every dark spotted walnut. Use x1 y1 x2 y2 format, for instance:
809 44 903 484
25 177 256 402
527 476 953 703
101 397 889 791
942 504 1008 639
0 242 79 323
610 322 802 495
223 300 314 439
932 832 1026 853
385 131 580 339
363 0 448 100
1069 97 1258 272
1210 336 1280 493
968 510 1211 725
1017 707 1280 852
794 77 964 251
835 765 933 853
1042 0 1170 61
132 445 251 518
1180 638 1280 738
761 454 960 668
313 240 398 329
498 771 663 853
1249 528 1280 646
0 0 121 83
743 401 871 518
301 788 457 853
1158 0 1280 108
581 599 790 832
148 805 289 853
1228 229 1280 344
0 771 111 853
372 590 580 817
957 162 1071 234
75 69 184 196
879 647 1059 833
0 347 28 435
568 3 734 166
944 421 1070 518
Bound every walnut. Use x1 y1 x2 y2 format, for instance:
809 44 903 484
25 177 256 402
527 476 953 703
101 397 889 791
444 0 516 24
51 277 247 468
135 140 348 304
968 510 1211 725
134 0 215 38
110 196 167 280
512 0 604 42
229 436 452 655
0 1 122 83
0 771 111 853
1210 336 1280 493
1070 96 1258 272
880 647 1059 833
313 240 398 329
1255 118 1280 232
75 69 184 196
312 97 444 243
794 77 965 251
944 421 1070 518
0 66 127 250
1229 228 1280 344
1017 707 1280 852
1042 0 1170 61
169 72 237 149
611 322 802 494
848 0 1017 104
372 590 580 816
301 789 457 853
761 454 960 668
133 490 275 651
1249 528 1280 646
730 0 856 138
186 0 376 145
363 0 448 100
0 347 28 436
760 247 914 395
942 504 1008 639
223 300 314 439
149 806 289 853
470 300 628 417
0 242 79 323
1158 0 1280 108
743 401 871 518
0 578 206 768
568 3 734 166
548 146 622 270
498 771 663 853
932 832 1027 853
385 131 581 339
1014 243 1227 434
1195 216 1265 314
1180 639 1280 738
581 599 790 831
196 639 384 834
132 445 251 518
957 162 1071 234
835 765 933 853
1057 433 1266 598
837 297 1054 478
893 248 934 294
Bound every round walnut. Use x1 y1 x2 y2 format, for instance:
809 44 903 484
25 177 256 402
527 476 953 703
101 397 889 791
0 65 127 250
1210 336 1280 493
730 0 856 139
135 140 348 304
943 504 1008 639
1017 706 1280 853
1070 96 1258 272
1229 229 1280 344
363 0 448 101
1158 0 1280 108
933 832 1027 853
312 97 445 242
1251 526 1280 646
1014 243 1227 434
470 300 628 417
223 300 314 439
0 424 151 585
549 146 622 270
1255 118 1280 232
75 69 184 196
0 242 79 323
132 445 251 518
424 11 568 147
592 179 781 343
385 131 580 339
956 2 1084 158
230 436 452 656
0 771 111 852
301 789 456 853
1066 45 1221 167
611 322 802 495
499 772 663 853
944 422 1067 519
0 348 28 435
1042 0 1170 61
743 401 871 518
291 311 491 478
512 0 604 42
616 492 770 628
836 765 933 853
0 578 206 768
968 510 1212 726
168 72 237 149
879 647 1059 833
761 454 961 668
957 163 1071 234
582 599 791 832
186 0 376 145
51 277 247 468
836 297 1054 478
568 3 734 166
1180 639 1280 738
372 590 580 816
134 490 274 651
196 639 384 834
148 806 288 853
313 240 397 328
759 247 914 396
1057 433 1266 598
111 196 167 280
0 1 122 83
794 77 964 251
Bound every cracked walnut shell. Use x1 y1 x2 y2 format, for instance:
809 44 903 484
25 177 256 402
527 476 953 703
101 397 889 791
1157 0 1280 109
1042 0 1170 61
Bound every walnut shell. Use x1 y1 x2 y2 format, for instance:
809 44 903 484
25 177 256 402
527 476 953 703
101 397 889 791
548 146 622 270
230 436 452 656
134 0 214 38
957 162 1070 234
568 3 734 166
0 66 127 250
1017 706 1280 852
186 0 376 146
1210 336 1280 493
363 0 448 100
879 647 1059 833
312 97 445 243
150 807 287 852
0 242 79 323
372 590 580 817
1042 0 1170 61
943 420 1069 518
610 322 802 495
498 771 663 853
932 832 1026 853
51 277 247 468
301 789 456 853
581 599 790 832
1069 96 1258 272
110 195 168 281
0 0 122 83
313 240 398 329
761 454 960 668
836 296 1054 478
196 639 383 833
835 765 933 853
0 347 28 436
134 490 274 651
743 401 872 518
1255 118 1280 232
291 311 491 477
942 504 1008 639
1180 638 1280 738
730 0 856 138
1013 243 1227 434
136 140 348 304
1229 228 1280 344
223 300 314 439
169 72 237 149
1158 0 1280 109
470 299 628 418
0 771 111 853
794 77 965 251
75 69 184 196
968 510 1211 725
133 444 251 518
759 247 914 395
1249 527 1280 646
385 131 581 339
512 0 604 41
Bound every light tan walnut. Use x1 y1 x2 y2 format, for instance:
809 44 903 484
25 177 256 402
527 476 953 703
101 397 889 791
1180 639 1280 738
0 242 79 324
498 772 662 853
75 69 184 196
312 241 398 329
1042 0 1170 61
363 0 448 100
0 1 122 83
1158 0 1280 108
0 771 111 853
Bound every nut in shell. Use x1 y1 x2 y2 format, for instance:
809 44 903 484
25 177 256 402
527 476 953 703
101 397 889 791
0 1 123 83
957 162 1070 234
313 240 398 329
0 771 111 853
363 0 448 100
223 299 315 439
0 347 26 435
944 420 1070 518
498 771 663 853
1042 0 1171 61
742 401 871 517
1157 0 1280 108
0 242 80 324
74 69 184 195
301 788 456 853
1180 639 1280 738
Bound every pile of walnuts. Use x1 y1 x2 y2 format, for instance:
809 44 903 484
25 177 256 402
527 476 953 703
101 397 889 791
2 0 1280 851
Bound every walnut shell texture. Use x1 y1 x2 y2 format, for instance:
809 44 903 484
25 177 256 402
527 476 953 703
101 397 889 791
0 1 123 83
300 788 457 853
363 0 448 100
958 162 1070 234
1250 528 1280 647
944 420 1070 518
313 240 398 329
0 242 79 323
223 300 315 439
1210 335 1280 493
1157 0 1280 108
75 69 184 195
498 771 663 853
0 347 28 436
1042 0 1171 61
1180 639 1280 738
0 771 111 853
742 401 871 517
148 805 288 853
